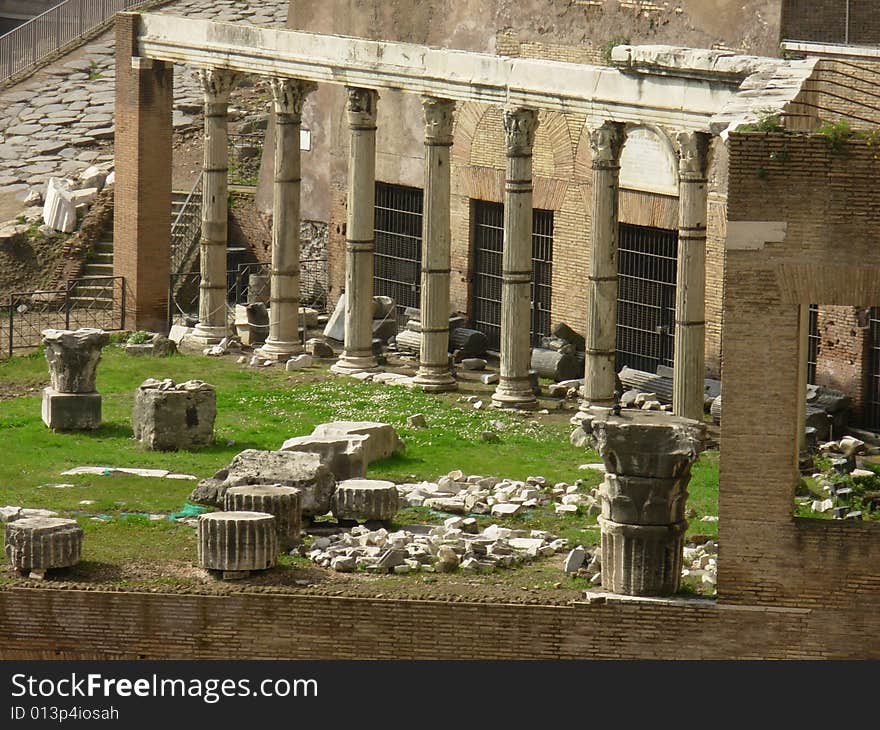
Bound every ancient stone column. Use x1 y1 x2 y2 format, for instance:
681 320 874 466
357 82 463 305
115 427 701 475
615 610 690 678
491 107 540 410
413 97 457 392
591 411 704 596
223 484 302 551
331 479 399 524
583 122 625 411
331 88 379 374
256 78 317 361
672 131 710 420
5 517 84 579
190 68 238 346
41 328 109 431
197 511 277 580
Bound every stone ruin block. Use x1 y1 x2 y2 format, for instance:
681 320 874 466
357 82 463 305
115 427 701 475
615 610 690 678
198 511 277 580
331 479 399 524
310 421 404 465
279 433 368 480
190 450 335 517
132 378 216 451
41 328 109 431
223 484 302 551
591 411 704 596
5 517 83 579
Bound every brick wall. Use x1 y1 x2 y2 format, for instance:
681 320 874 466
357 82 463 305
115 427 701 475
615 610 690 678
3 586 879 660
814 305 870 423
720 132 880 610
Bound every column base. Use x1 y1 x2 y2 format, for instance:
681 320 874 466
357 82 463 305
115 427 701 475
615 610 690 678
42 388 101 431
185 324 232 347
255 338 303 362
491 383 538 410
599 517 686 597
331 354 379 375
412 368 458 393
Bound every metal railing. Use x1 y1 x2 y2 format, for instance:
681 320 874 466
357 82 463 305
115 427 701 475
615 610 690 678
0 0 152 84
170 171 203 278
3 276 126 356
168 258 329 329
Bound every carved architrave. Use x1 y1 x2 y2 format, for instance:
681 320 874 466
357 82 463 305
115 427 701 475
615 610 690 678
270 78 318 119
503 107 539 156
589 121 625 169
422 97 455 145
346 87 378 128
677 130 710 181
197 68 239 106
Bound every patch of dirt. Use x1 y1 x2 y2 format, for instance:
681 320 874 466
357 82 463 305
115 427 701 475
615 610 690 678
0 229 71 295
0 378 45 401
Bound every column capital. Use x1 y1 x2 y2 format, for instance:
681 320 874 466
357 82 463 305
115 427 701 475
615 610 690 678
346 87 378 129
503 107 539 156
270 78 317 118
422 97 455 145
677 130 710 180
588 121 626 169
197 67 239 105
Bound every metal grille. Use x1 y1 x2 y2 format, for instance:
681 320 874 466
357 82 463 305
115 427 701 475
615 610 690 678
170 172 203 277
868 307 880 430
807 303 819 385
373 182 423 326
616 223 678 373
3 277 126 356
782 0 878 46
471 201 554 350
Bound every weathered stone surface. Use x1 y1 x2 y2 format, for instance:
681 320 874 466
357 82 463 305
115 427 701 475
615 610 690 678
563 546 587 573
41 389 101 431
331 479 399 522
599 473 688 525
132 378 216 451
279 434 367 480
223 484 301 550
599 518 686 596
42 177 77 232
305 338 335 358
190 450 335 516
198 511 278 576
42 328 109 393
286 354 313 370
5 517 83 575
311 421 404 464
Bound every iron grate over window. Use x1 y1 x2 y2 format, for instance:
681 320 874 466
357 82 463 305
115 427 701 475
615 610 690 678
373 182 423 326
868 307 880 431
807 304 819 386
616 223 678 374
471 200 553 350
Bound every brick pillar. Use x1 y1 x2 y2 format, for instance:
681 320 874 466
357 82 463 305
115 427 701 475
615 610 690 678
113 13 172 333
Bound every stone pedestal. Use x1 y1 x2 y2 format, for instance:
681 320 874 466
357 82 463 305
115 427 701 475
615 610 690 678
583 122 625 410
591 410 703 596
256 78 317 362
132 378 216 450
492 107 540 410
413 97 457 392
190 68 237 346
198 511 277 579
332 87 379 374
5 517 83 578
332 479 399 523
223 484 302 551
41 328 109 431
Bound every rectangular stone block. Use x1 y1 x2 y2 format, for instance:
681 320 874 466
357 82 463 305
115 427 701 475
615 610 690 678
41 388 101 431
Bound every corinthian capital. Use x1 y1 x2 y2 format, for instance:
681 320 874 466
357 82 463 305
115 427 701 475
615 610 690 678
588 121 625 168
197 68 238 105
270 78 318 118
422 97 455 145
677 130 710 180
503 107 539 156
346 87 378 129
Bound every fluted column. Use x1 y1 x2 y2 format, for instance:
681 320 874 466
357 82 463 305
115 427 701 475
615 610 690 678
492 107 540 410
257 78 317 361
583 121 625 410
672 131 710 419
191 68 237 345
413 97 457 392
331 88 379 374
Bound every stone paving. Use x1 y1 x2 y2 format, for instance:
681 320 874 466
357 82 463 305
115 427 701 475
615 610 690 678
0 0 288 202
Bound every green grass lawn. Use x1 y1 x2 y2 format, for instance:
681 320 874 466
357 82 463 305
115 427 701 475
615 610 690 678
0 346 720 594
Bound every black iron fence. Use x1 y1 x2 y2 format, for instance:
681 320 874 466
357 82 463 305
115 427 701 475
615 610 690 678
2 276 126 356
